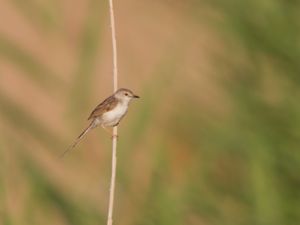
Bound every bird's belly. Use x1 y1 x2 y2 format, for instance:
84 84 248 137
102 104 127 127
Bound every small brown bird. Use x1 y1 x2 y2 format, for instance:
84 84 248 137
60 88 139 157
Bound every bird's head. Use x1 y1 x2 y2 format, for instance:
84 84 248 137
114 88 140 103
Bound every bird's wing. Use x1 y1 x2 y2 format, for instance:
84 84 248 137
88 95 118 120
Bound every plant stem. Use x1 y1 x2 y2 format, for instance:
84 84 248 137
107 127 117 225
107 0 118 225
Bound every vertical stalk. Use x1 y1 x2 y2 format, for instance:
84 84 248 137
107 0 118 225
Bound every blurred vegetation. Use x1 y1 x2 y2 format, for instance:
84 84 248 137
1 0 300 225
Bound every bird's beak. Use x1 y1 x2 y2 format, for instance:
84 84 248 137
133 95 140 98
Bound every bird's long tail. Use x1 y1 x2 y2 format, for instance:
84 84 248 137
60 122 95 158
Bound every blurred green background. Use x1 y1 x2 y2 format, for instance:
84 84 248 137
1 0 300 225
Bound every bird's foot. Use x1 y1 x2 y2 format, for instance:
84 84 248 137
111 134 119 139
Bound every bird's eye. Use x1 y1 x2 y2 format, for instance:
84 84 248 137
124 93 128 96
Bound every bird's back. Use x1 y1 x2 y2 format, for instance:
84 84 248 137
88 95 118 120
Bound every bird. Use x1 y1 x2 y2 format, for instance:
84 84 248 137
60 88 139 158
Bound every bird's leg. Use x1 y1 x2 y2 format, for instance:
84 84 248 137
101 125 112 135
101 125 118 139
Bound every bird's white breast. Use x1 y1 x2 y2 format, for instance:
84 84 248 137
102 102 128 127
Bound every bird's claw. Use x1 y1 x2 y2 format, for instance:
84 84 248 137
111 134 119 139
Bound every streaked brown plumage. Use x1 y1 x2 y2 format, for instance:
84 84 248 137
88 95 118 120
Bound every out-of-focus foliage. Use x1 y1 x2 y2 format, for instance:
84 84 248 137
0 0 299 225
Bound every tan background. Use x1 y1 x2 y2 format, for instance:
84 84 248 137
0 1 299 225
